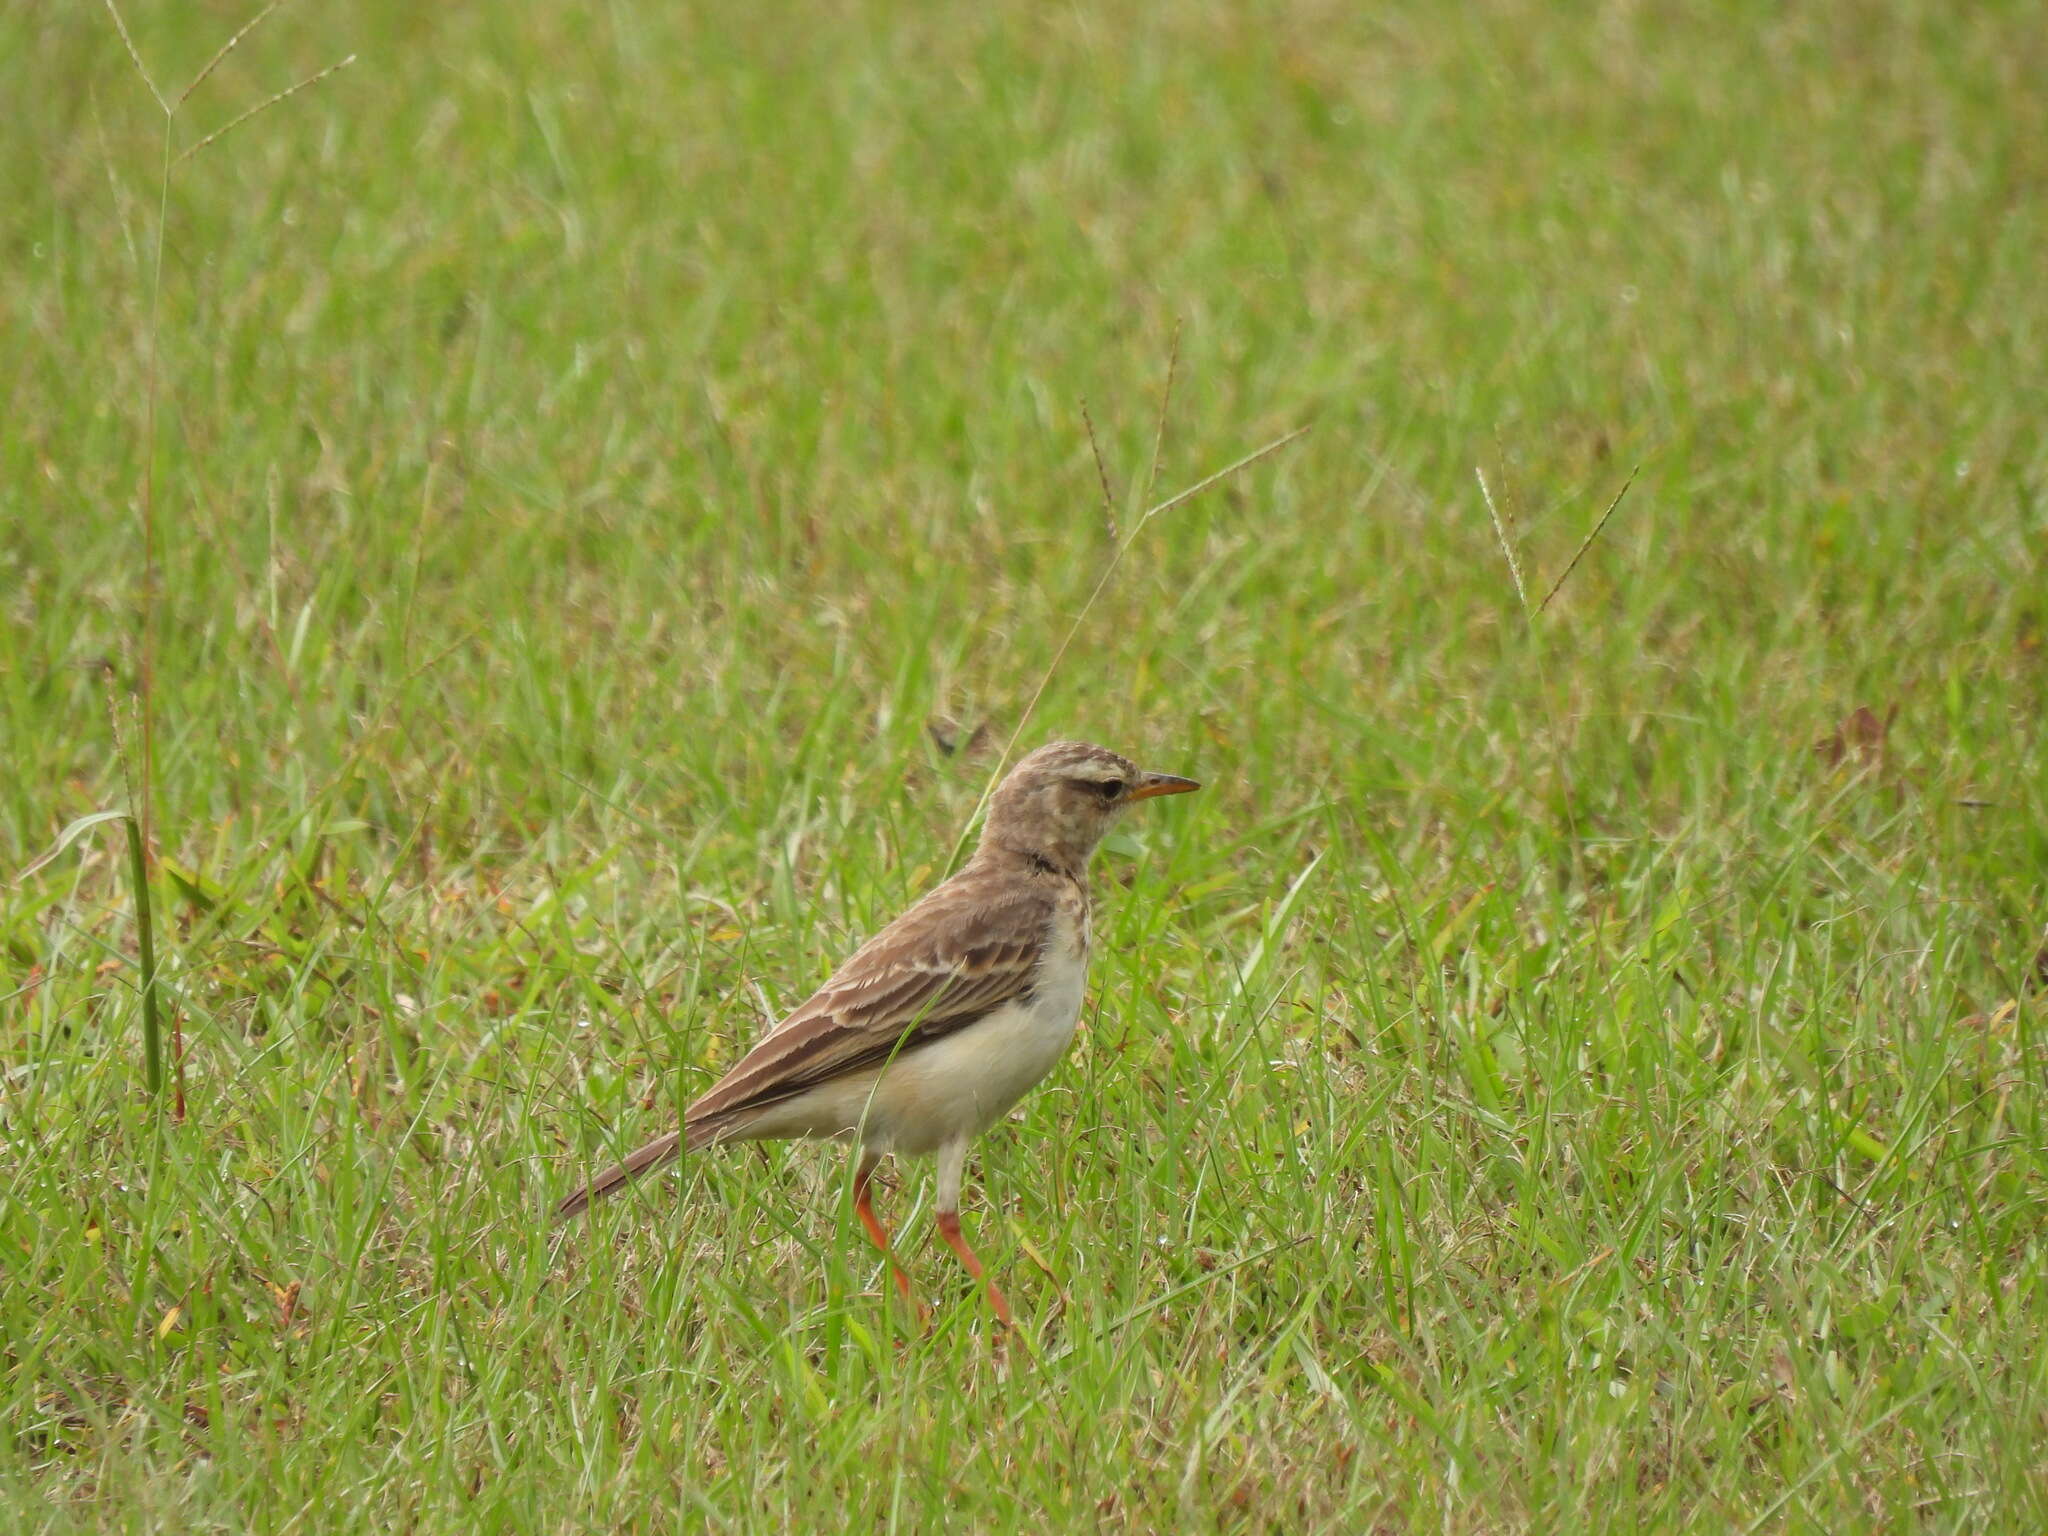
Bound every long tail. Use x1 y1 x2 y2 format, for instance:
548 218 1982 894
555 1120 712 1220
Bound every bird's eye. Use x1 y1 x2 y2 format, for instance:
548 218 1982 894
1096 779 1126 800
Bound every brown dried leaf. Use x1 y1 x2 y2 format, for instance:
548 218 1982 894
1815 703 1897 768
1770 1347 1798 1400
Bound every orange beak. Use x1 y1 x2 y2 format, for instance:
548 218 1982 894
1129 771 1201 801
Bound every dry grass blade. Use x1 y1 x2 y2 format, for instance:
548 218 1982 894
1144 320 1183 502
1132 422 1310 532
176 53 357 164
178 0 287 107
1476 466 1527 615
1536 465 1638 615
13 810 130 885
1080 398 1118 543
101 0 167 113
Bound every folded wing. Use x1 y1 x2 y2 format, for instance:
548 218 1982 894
685 876 1053 1129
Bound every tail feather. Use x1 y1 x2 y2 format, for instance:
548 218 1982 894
556 1121 711 1220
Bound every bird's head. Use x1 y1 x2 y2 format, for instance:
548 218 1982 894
978 740 1200 872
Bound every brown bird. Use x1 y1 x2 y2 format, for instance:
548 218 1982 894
556 740 1200 1324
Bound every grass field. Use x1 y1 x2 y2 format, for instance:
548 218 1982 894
6 0 2047 1528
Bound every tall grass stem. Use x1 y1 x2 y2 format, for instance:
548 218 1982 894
122 813 162 1097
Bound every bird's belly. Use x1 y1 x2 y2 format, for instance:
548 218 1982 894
876 986 1082 1154
731 991 1082 1158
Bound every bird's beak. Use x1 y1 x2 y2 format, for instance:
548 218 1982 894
1129 771 1201 801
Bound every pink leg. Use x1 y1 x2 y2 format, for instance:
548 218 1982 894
852 1157 920 1312
937 1210 1013 1327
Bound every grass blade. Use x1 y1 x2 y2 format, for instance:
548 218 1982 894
122 813 162 1098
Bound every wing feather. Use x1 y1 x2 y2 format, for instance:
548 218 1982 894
684 872 1055 1127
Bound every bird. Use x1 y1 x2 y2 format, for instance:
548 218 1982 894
556 739 1200 1324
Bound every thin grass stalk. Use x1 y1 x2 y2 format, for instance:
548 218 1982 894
1479 456 1582 892
102 0 351 1114
123 813 163 1097
944 418 1309 875
137 107 173 1115
1477 457 1638 901
1536 465 1638 616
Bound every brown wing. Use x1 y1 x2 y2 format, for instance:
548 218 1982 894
683 868 1055 1128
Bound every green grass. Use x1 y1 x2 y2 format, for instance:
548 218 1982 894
6 0 2047 1528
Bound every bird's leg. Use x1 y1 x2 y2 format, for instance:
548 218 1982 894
934 1140 1013 1326
851 1151 919 1311
936 1212 1014 1326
